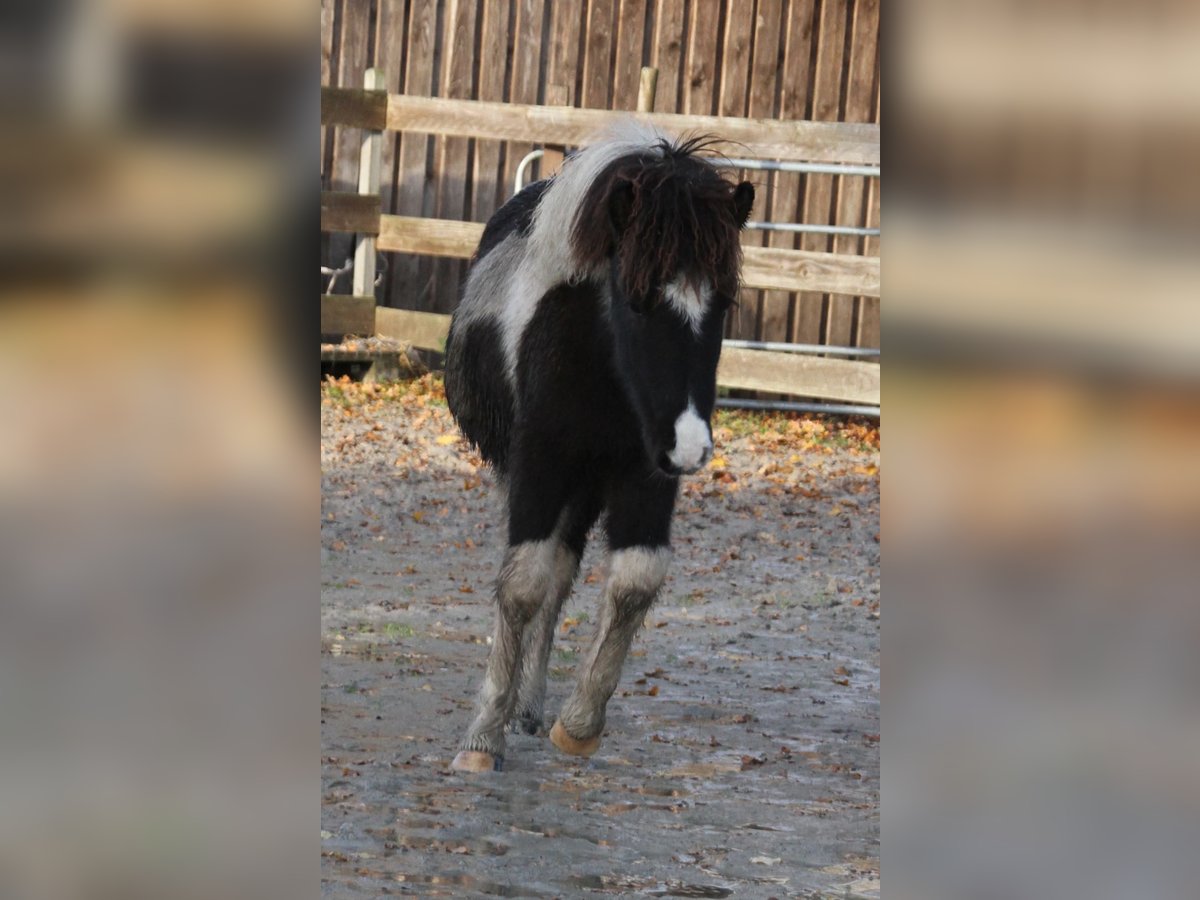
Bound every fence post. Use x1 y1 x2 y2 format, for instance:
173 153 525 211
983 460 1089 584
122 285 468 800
353 67 385 300
637 67 658 112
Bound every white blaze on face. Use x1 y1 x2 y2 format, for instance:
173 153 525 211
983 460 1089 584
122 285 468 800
668 402 713 473
662 276 711 335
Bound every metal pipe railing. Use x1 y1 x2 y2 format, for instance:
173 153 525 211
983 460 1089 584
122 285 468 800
744 221 879 237
717 397 880 419
711 157 880 178
723 340 880 358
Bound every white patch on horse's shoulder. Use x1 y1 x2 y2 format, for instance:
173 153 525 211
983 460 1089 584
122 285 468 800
662 276 711 334
668 402 712 474
608 547 671 595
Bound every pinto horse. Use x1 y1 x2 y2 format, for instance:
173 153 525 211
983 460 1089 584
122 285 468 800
445 124 753 772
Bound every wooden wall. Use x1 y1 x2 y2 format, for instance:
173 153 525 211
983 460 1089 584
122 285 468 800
321 0 880 348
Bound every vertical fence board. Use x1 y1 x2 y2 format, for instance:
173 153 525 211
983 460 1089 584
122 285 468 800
542 3 584 177
546 1 583 107
613 0 649 112
719 0 756 340
503 0 547 193
829 0 878 348
331 0 371 193
684 0 721 116
321 0 337 179
582 0 617 109
374 0 408 200
794 0 847 346
857 78 881 350
433 0 479 311
651 0 687 114
393 0 438 308
775 0 816 345
373 0 409 305
471 0 511 221
740 0 784 344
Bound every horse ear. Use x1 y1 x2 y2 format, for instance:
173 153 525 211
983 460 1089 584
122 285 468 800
608 179 636 234
733 181 755 228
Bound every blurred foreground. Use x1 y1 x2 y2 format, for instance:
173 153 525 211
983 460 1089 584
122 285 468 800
0 2 314 899
889 3 1200 898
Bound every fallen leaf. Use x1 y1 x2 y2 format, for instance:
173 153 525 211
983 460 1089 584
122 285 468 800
751 856 782 866
435 434 458 445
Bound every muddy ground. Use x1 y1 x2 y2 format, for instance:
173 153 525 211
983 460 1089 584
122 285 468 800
321 377 880 899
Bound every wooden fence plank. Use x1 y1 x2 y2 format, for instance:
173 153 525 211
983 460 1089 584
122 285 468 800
857 79 881 350
375 305 453 351
471 0 512 222
651 0 687 114
433 0 479 312
376 214 483 256
320 0 336 175
393 0 438 309
322 294 377 336
322 191 382 234
582 0 617 110
368 305 881 403
546 0 583 108
375 214 878 296
731 0 778 343
684 0 721 116
613 0 649 112
330 0 370 192
717 347 880 405
383 93 880 163
321 87 389 128
773 0 817 346
745 0 787 344
742 247 879 297
829 0 879 348
794 0 848 345
373 0 410 248
502 0 548 195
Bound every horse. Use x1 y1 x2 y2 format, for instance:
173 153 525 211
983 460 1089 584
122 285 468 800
444 123 754 772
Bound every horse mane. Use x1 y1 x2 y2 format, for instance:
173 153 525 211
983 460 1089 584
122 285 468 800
569 132 745 303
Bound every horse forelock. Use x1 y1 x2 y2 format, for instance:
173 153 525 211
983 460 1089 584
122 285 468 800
569 134 745 305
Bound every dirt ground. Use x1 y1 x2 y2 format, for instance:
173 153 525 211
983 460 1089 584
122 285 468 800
321 376 880 899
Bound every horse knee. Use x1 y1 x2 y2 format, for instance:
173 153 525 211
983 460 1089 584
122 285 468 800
498 540 577 623
608 547 671 608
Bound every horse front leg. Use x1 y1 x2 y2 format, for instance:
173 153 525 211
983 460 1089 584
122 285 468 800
551 546 670 756
509 559 577 736
452 538 574 772
550 476 678 758
510 493 600 736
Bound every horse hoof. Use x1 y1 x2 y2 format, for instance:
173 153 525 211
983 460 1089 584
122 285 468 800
549 721 601 758
451 751 502 773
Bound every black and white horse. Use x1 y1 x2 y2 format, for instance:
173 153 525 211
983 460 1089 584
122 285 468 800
445 123 753 772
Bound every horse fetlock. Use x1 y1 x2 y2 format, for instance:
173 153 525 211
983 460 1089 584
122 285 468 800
509 707 544 736
458 729 506 758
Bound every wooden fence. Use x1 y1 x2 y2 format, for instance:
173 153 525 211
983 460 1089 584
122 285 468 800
321 0 880 349
321 89 879 406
